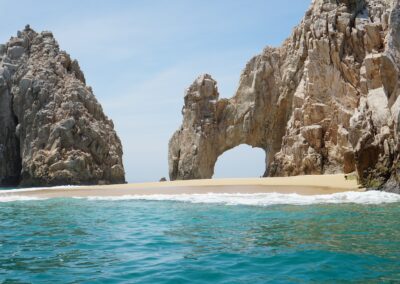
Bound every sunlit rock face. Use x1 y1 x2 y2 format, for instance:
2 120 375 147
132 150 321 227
0 26 125 187
169 0 400 191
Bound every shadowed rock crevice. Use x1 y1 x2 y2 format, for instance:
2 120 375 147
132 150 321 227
169 0 400 191
0 82 21 186
0 26 125 187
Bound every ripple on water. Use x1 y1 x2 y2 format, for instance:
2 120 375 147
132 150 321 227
0 198 399 283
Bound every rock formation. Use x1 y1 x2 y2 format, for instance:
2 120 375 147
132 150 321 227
0 26 125 187
169 0 400 191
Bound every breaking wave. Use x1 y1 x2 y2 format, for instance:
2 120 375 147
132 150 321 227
79 191 400 206
0 185 80 194
1 191 400 205
0 195 47 202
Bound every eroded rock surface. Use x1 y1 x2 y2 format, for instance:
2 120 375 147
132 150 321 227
169 0 400 190
0 26 125 186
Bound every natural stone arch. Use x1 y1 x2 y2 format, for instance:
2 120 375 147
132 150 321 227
169 0 400 190
213 144 267 178
168 47 298 180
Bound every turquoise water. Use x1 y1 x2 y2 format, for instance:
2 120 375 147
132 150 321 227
1 198 400 283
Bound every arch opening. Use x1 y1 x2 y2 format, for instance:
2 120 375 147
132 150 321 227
213 144 267 179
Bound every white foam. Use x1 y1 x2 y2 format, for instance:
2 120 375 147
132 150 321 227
78 191 400 206
0 195 47 202
1 191 399 205
0 185 80 194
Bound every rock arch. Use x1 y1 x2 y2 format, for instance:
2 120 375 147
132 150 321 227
168 46 297 180
169 0 400 191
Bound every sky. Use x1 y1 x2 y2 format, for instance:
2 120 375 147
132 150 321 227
0 0 310 182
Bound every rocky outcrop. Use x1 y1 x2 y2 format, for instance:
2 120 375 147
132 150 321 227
169 0 400 191
0 26 125 187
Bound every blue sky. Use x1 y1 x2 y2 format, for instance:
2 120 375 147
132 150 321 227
0 0 310 182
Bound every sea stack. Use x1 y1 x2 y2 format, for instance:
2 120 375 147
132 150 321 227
0 26 125 187
169 0 400 192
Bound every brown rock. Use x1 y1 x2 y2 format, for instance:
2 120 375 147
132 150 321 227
169 0 400 191
0 27 125 187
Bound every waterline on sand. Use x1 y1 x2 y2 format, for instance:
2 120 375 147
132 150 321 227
2 191 399 205
77 191 400 205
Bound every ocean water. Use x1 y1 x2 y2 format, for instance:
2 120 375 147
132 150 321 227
0 192 400 283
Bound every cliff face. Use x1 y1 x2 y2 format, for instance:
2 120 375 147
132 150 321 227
0 26 125 187
169 0 400 191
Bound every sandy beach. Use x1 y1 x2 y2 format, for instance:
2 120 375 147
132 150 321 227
0 174 364 198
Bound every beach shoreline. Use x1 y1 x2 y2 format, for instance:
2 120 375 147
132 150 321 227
0 174 364 198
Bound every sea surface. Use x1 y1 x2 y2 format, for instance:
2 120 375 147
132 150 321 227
0 190 400 283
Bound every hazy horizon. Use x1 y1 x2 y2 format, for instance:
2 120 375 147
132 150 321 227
0 0 310 182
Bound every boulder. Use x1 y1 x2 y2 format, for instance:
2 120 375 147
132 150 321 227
0 27 125 187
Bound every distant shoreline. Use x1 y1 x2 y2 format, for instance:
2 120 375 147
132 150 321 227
0 174 363 199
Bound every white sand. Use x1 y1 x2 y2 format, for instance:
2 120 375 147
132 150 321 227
0 174 363 198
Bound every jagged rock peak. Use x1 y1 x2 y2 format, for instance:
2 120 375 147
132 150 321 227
168 0 400 192
0 26 125 186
